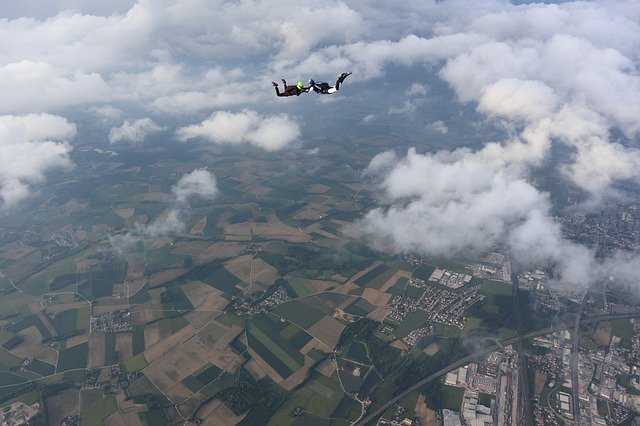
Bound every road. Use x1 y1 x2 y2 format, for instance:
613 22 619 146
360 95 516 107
571 291 589 424
511 272 531 425
355 311 640 426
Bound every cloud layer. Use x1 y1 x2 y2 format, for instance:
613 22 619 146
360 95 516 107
177 110 300 151
108 117 164 144
0 113 75 206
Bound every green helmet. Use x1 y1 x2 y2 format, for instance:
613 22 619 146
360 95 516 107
296 81 304 90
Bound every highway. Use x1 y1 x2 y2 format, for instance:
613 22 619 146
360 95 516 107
570 292 589 424
355 311 640 426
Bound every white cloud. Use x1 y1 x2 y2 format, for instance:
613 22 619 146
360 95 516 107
0 113 75 206
176 110 300 151
109 168 219 253
108 117 165 144
357 148 601 286
428 120 448 134
172 169 218 204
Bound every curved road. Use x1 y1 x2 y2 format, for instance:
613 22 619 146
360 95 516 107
356 312 640 426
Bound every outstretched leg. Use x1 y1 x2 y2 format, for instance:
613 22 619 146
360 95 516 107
334 72 351 91
272 81 285 97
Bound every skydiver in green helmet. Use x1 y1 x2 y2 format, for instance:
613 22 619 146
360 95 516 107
271 79 309 97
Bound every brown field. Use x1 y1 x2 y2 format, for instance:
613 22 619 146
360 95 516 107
390 340 408 351
60 198 88 215
125 253 146 281
130 308 155 324
36 312 57 337
223 222 252 240
362 289 392 307
115 333 133 362
308 379 335 400
306 184 330 193
247 347 284 383
223 255 252 281
148 268 187 287
197 242 245 262
423 343 439 356
189 216 207 235
308 316 345 349
45 388 78 426
75 229 90 241
366 306 389 322
10 325 57 364
92 224 111 234
141 192 172 202
93 303 129 315
116 393 146 415
379 270 412 293
593 322 613 347
280 355 315 391
149 236 173 250
65 333 88 348
534 372 547 396
88 332 106 368
185 311 216 329
46 301 88 315
242 180 272 196
346 261 382 285
293 209 324 221
312 229 341 239
225 256 278 288
200 399 247 426
130 215 148 224
165 381 197 402
300 339 331 356
144 324 243 396
143 322 165 352
244 359 266 380
316 359 336 378
342 182 366 192
415 394 437 426
114 208 135 219
249 221 310 243
1 242 36 260
182 281 229 313
305 279 339 293
105 410 143 426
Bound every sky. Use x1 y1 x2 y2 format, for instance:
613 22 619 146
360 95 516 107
1 0 640 286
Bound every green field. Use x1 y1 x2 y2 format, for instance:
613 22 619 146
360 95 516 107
0 372 29 386
394 310 429 339
123 353 148 372
160 286 194 311
354 264 387 287
25 358 56 376
343 298 375 317
105 333 116 365
481 280 512 296
132 326 145 355
50 307 89 336
272 299 326 329
79 394 118 426
412 264 436 280
200 266 242 295
442 384 465 410
344 341 369 364
6 314 52 340
246 315 308 379
0 348 24 369
57 342 88 372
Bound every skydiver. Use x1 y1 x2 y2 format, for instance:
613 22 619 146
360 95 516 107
272 79 309 97
308 72 352 94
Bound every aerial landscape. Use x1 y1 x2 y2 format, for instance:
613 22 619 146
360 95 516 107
1 1 640 425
